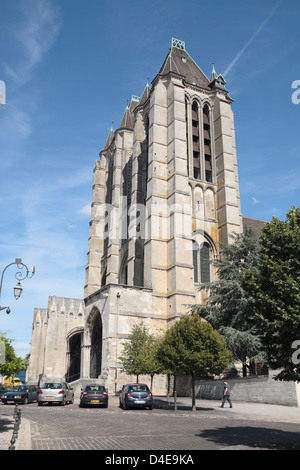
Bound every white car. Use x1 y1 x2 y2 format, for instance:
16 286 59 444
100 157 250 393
38 382 74 406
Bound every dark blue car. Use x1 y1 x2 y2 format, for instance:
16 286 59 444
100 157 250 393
1 385 38 405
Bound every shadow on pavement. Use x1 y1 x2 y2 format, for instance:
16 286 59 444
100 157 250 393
197 425 300 450
153 398 214 412
0 418 12 434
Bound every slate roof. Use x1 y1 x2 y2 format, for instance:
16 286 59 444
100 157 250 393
118 95 141 131
158 39 210 90
243 217 267 236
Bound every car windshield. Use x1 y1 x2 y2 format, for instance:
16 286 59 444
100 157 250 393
85 386 104 391
12 386 28 392
42 383 62 389
128 385 149 392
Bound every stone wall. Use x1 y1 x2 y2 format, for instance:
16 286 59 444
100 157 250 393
176 371 300 407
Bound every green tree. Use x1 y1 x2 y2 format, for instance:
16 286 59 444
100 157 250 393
156 315 232 410
119 322 154 383
193 225 265 376
245 207 300 381
0 334 26 378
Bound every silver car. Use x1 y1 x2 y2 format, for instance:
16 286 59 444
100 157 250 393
38 382 74 406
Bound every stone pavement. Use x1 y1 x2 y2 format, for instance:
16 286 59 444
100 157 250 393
1 395 299 451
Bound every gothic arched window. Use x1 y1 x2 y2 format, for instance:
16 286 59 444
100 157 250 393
192 238 214 284
200 242 210 283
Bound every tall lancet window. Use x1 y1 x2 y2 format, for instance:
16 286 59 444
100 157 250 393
185 99 190 176
192 240 213 284
203 104 212 183
192 101 201 180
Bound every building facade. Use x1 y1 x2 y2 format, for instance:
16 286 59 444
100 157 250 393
27 39 244 392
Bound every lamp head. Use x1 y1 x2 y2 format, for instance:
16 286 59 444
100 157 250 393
14 282 23 300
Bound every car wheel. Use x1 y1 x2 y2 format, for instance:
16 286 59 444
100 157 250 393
24 397 29 405
60 397 66 406
38 401 43 406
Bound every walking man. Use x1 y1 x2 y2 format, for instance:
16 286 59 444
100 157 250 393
221 380 233 408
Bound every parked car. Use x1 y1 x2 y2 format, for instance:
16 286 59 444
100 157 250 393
0 385 9 399
38 382 74 406
119 383 152 410
79 384 108 408
1 385 38 405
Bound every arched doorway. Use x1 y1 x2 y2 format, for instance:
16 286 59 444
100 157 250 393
88 308 103 379
66 330 83 382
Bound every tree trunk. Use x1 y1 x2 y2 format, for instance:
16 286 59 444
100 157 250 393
191 375 196 411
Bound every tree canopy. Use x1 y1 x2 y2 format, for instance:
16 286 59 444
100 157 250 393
156 314 232 410
244 207 300 381
119 322 162 385
193 225 264 375
0 334 26 378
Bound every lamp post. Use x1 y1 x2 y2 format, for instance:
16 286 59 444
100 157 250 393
0 258 35 314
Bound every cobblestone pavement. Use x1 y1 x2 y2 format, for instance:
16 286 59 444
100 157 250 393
1 396 299 451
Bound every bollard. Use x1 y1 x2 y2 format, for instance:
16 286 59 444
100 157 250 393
174 390 177 412
8 404 22 450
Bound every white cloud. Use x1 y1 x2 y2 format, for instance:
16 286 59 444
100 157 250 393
78 204 91 216
6 0 62 87
252 197 261 205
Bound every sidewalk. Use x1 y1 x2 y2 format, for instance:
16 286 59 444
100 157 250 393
1 396 299 450
0 412 31 450
153 396 300 423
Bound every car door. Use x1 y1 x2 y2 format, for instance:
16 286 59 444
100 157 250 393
64 383 71 401
30 386 38 402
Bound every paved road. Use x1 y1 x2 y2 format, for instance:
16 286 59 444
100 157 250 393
1 396 299 451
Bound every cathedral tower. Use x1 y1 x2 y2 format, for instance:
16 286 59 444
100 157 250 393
83 38 243 390
28 39 243 392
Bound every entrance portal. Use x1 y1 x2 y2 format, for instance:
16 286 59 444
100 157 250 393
89 309 103 378
66 332 82 382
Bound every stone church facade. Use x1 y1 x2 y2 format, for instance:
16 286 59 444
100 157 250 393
27 38 248 392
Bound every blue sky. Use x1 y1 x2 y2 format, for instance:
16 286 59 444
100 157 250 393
0 0 299 358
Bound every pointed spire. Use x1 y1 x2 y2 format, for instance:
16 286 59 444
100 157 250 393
103 121 114 150
139 78 151 106
210 62 217 82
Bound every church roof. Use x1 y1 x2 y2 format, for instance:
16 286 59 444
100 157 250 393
103 123 114 151
157 38 210 90
118 95 140 131
139 81 150 106
243 216 266 236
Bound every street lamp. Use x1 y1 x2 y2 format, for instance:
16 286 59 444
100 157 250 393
0 258 35 314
